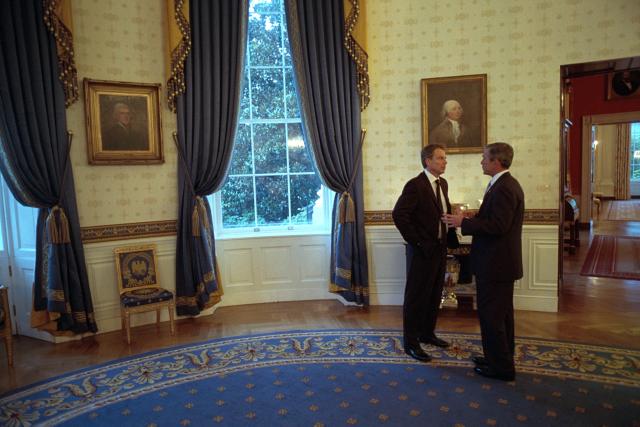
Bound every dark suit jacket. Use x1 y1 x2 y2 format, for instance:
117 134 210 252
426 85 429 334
461 172 524 282
392 172 458 253
429 120 472 148
102 123 148 151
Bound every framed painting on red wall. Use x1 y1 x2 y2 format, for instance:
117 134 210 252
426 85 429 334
607 70 640 100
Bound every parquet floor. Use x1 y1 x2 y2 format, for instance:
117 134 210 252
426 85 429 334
1 200 639 395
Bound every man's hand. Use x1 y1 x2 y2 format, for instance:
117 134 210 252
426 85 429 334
442 213 464 228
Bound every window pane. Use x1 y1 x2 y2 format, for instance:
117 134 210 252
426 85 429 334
254 124 286 173
282 18 292 66
250 0 281 14
290 174 322 224
248 13 282 67
631 122 640 181
221 176 255 228
239 70 251 120
229 124 252 175
288 123 314 173
251 69 285 119
256 175 288 225
285 67 299 118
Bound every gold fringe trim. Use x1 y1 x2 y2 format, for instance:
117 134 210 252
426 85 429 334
191 196 210 237
343 0 369 111
329 282 369 297
43 0 78 107
46 205 71 244
338 192 356 224
176 257 224 311
166 0 192 113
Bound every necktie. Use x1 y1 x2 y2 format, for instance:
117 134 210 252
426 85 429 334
435 179 446 243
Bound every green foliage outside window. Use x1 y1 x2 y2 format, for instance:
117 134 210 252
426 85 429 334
220 0 323 230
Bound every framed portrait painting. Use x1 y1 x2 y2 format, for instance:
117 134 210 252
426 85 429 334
84 79 164 165
421 74 487 154
607 70 640 100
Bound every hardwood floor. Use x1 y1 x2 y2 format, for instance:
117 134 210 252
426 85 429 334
1 201 639 395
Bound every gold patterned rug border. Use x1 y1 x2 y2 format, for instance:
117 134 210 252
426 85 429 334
81 210 558 242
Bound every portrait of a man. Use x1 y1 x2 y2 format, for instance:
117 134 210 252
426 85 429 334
421 74 487 153
429 99 472 147
84 79 164 165
100 96 149 151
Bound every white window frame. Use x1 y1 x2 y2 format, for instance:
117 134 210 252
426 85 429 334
211 0 331 238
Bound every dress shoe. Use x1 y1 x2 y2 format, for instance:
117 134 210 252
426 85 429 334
473 366 515 381
404 346 432 362
421 336 450 348
472 356 489 366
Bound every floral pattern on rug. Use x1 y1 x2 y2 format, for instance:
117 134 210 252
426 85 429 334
1 330 639 426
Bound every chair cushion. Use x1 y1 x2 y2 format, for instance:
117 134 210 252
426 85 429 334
120 288 174 307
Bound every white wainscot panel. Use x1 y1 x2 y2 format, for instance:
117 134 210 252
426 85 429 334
216 234 333 307
366 226 406 305
366 225 559 312
299 244 327 283
261 246 294 286
530 241 559 290
513 225 558 313
223 248 255 288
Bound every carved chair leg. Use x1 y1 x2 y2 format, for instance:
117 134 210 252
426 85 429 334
169 303 175 335
124 311 131 345
5 336 13 366
156 309 161 325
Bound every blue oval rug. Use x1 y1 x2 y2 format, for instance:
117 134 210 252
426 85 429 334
1 330 638 426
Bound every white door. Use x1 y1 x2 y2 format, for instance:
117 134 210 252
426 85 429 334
0 180 49 341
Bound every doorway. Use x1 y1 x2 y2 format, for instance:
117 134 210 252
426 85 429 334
0 178 43 341
558 56 640 330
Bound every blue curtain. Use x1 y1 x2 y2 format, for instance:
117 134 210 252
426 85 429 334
0 1 96 334
174 0 248 316
285 0 369 305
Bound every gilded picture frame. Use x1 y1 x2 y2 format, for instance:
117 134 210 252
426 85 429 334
114 244 159 294
421 74 487 154
84 79 164 165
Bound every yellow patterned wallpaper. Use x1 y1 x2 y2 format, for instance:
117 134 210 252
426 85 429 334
65 0 639 228
362 0 640 210
67 0 177 226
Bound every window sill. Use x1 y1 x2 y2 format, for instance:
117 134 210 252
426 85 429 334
216 228 331 241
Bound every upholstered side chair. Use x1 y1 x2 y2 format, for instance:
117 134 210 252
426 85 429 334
114 244 175 344
0 284 13 366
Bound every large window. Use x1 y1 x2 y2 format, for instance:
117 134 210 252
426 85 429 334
213 0 328 235
631 122 640 182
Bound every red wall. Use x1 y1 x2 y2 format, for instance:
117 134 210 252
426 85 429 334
569 74 640 195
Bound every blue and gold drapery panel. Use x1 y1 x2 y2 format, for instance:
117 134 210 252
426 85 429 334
286 0 370 305
0 0 96 335
168 0 248 316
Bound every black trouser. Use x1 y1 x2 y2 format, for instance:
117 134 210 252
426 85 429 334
476 278 515 374
403 242 447 348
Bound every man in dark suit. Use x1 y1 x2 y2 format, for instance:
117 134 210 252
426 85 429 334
444 142 524 381
392 144 459 362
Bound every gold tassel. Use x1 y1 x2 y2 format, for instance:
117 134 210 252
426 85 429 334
191 196 210 237
45 205 71 244
338 192 356 224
